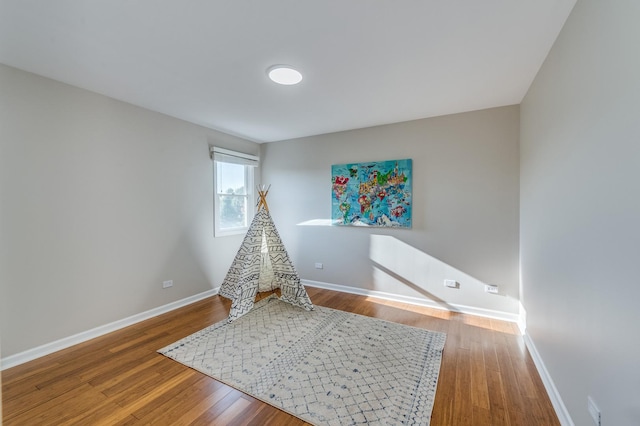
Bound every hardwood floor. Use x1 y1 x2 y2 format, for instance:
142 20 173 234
2 287 559 425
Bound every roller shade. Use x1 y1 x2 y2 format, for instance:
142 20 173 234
210 146 259 167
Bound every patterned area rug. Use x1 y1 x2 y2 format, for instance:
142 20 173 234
159 296 446 425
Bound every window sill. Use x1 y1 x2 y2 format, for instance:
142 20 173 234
214 227 249 238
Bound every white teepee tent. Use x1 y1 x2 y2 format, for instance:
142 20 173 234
219 187 314 321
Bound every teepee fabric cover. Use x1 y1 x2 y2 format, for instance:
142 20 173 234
219 208 314 321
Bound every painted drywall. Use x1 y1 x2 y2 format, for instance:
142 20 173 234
0 64 259 358
261 106 520 315
520 1 640 424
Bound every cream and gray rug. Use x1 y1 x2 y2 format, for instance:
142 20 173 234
159 296 446 425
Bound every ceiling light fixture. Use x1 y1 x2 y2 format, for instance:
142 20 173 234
267 65 303 85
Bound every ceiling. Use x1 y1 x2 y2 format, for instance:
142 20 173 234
0 1 576 143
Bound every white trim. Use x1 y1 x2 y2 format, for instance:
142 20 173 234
301 279 520 324
523 333 574 426
1 288 219 371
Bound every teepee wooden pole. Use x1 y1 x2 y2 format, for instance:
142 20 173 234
256 184 271 212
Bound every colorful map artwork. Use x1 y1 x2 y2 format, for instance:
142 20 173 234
331 159 412 227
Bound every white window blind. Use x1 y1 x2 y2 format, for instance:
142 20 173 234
210 146 259 167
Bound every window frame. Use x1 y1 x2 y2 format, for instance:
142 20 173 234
211 147 259 237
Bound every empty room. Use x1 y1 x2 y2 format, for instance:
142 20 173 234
1 1 639 425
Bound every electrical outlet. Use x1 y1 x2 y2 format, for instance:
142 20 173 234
444 279 458 288
162 280 173 289
485 284 499 294
315 262 323 269
587 396 601 426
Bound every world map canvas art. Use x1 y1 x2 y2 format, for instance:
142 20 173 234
332 159 412 227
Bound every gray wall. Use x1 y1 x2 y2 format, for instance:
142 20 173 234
520 1 640 424
0 64 259 358
262 106 520 315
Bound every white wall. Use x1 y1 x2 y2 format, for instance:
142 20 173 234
262 106 520 315
0 64 258 358
520 1 640 424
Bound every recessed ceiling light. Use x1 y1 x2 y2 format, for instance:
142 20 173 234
267 65 303 85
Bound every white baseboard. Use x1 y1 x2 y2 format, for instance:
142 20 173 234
523 333 574 426
1 288 219 371
302 279 520 324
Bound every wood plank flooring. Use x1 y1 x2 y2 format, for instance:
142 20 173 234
2 287 559 425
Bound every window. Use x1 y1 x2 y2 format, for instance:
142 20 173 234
211 147 259 237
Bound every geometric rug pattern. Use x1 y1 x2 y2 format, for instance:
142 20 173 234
159 296 446 425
